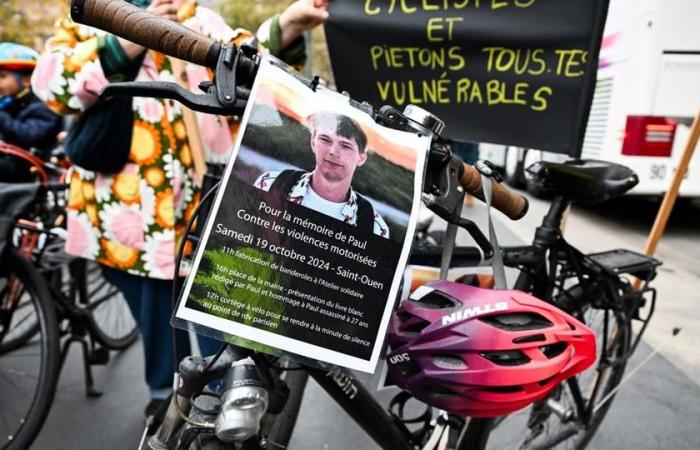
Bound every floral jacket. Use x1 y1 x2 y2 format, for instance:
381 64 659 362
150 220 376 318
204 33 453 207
31 2 304 279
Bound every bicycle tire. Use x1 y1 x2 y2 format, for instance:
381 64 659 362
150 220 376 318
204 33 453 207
0 288 39 353
0 249 61 450
462 287 631 450
80 261 138 350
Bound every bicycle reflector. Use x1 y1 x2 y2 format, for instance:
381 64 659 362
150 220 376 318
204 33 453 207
387 281 596 418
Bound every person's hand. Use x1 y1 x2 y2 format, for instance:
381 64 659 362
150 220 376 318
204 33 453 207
279 0 330 48
118 0 180 59
146 0 179 22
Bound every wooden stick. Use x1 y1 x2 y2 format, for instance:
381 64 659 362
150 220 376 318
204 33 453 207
643 109 700 255
634 108 700 289
169 57 207 183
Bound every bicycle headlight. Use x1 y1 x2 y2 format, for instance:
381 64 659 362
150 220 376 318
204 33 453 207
214 357 269 442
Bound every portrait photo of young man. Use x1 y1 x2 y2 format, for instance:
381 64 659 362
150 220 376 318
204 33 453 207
254 111 390 238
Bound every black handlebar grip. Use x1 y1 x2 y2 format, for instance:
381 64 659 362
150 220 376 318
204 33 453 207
460 163 529 220
70 0 221 68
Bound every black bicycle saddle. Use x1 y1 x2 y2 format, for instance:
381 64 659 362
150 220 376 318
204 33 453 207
525 159 639 204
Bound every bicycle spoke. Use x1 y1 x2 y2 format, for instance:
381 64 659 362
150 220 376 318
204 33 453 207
0 368 34 399
8 309 34 331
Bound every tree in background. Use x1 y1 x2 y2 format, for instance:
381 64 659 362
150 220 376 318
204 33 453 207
217 0 335 86
0 0 68 50
217 0 282 33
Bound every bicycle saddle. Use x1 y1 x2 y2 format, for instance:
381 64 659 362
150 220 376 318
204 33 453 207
525 159 639 204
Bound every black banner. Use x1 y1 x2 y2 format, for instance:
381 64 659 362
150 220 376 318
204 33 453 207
325 0 610 156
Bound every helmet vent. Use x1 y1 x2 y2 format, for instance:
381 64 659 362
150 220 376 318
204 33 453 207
400 318 431 336
413 292 458 310
480 313 553 331
432 354 467 369
399 360 422 378
539 375 556 387
396 311 413 323
541 342 568 359
487 385 523 393
513 333 547 344
480 350 531 366
424 385 458 397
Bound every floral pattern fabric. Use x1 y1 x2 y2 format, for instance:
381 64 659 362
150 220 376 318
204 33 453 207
32 3 256 279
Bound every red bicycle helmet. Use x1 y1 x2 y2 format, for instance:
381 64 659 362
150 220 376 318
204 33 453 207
387 281 596 417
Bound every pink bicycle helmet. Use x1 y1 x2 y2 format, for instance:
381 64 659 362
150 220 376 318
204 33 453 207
387 281 596 417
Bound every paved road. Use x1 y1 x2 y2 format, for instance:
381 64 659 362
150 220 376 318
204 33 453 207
25 197 700 449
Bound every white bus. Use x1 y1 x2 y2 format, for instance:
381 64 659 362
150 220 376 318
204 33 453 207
483 0 700 197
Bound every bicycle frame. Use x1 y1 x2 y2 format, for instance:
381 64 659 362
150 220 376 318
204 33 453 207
154 175 661 450
306 366 415 450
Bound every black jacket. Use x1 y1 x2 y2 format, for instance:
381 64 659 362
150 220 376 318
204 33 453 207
0 91 62 155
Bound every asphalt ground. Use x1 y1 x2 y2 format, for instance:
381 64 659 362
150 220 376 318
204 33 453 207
22 198 700 449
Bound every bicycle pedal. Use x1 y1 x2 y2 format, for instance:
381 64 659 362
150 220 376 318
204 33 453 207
89 347 110 365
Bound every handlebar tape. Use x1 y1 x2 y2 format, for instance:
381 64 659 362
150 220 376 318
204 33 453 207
70 0 221 68
460 163 529 220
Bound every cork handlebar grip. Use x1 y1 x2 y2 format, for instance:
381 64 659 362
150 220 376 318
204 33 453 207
70 0 220 68
460 163 529 220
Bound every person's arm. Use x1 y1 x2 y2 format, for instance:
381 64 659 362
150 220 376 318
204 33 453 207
31 1 182 115
0 101 62 150
30 14 107 115
257 0 329 68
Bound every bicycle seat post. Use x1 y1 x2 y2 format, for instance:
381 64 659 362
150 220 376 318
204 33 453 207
533 195 570 248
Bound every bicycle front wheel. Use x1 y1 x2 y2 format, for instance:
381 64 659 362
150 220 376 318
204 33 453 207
0 249 60 450
463 301 631 450
79 260 138 350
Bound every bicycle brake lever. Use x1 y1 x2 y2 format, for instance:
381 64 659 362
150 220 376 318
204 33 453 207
422 143 494 260
423 145 464 222
99 44 257 116
452 216 494 260
100 81 235 114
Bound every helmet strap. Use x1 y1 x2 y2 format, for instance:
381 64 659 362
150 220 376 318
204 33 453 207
481 175 508 289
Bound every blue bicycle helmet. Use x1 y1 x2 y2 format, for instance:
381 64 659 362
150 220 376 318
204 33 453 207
0 43 39 73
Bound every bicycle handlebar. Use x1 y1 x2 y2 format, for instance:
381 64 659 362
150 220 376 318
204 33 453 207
70 0 221 68
460 163 528 220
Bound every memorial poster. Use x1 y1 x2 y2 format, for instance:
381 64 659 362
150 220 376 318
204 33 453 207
175 57 428 372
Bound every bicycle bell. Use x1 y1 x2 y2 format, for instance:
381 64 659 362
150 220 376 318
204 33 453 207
403 104 445 136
